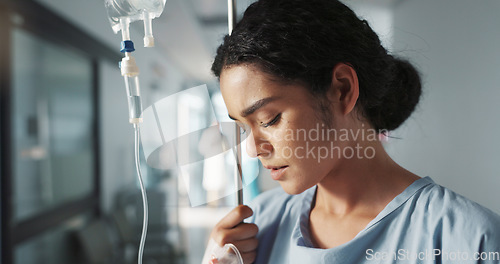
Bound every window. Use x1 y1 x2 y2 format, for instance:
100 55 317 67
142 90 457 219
0 1 120 263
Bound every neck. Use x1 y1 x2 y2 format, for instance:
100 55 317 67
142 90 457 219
313 139 419 217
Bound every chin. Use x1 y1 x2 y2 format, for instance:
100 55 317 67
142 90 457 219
279 181 311 195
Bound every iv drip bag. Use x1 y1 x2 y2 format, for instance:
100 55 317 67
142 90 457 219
104 0 167 34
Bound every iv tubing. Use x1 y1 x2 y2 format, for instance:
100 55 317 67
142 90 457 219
226 243 244 262
134 124 148 264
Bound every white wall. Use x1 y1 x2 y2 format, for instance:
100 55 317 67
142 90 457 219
344 1 394 50
386 0 500 214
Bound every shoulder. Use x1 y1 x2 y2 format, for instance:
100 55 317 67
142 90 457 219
413 178 500 249
417 179 500 226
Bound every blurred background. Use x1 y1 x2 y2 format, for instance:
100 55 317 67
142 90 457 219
0 0 499 263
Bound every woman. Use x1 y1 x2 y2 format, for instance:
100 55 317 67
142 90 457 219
205 0 500 263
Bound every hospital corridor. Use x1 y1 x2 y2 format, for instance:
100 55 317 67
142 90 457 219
0 0 499 263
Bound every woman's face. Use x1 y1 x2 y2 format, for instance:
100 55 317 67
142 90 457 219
220 65 350 194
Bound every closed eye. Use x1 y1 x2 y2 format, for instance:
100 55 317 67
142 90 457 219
261 113 281 128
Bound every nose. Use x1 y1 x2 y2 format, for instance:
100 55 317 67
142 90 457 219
246 131 273 158
246 132 258 158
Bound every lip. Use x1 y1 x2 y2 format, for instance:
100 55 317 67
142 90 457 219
266 165 289 181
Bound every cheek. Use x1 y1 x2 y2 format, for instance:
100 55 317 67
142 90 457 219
274 123 341 176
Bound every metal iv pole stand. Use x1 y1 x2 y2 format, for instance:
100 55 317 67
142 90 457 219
228 0 244 206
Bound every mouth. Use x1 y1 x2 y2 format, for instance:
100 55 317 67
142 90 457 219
264 164 288 170
264 165 289 180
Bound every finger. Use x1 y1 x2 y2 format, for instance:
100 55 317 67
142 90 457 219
218 205 253 229
214 223 258 246
241 251 256 264
223 223 258 241
232 238 258 253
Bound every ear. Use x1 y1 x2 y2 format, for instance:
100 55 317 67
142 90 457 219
327 63 360 116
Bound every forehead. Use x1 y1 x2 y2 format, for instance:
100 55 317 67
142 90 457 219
220 66 288 106
220 65 274 95
219 65 315 119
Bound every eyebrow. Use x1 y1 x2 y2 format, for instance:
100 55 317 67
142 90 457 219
228 97 278 120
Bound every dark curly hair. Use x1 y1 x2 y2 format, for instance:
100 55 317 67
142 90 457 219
211 0 422 132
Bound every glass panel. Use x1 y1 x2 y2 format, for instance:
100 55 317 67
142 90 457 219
11 28 95 221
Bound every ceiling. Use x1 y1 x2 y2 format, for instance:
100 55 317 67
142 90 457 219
153 0 401 85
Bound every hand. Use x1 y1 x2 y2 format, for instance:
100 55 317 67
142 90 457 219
210 205 259 264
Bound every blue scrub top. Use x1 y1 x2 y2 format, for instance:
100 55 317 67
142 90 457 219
247 177 500 263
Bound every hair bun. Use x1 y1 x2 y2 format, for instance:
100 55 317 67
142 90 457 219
376 57 422 132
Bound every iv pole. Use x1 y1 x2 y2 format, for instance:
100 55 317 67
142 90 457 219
228 0 237 33
228 0 244 206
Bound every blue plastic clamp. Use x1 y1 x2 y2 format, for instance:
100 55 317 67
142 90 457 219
120 40 135 53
